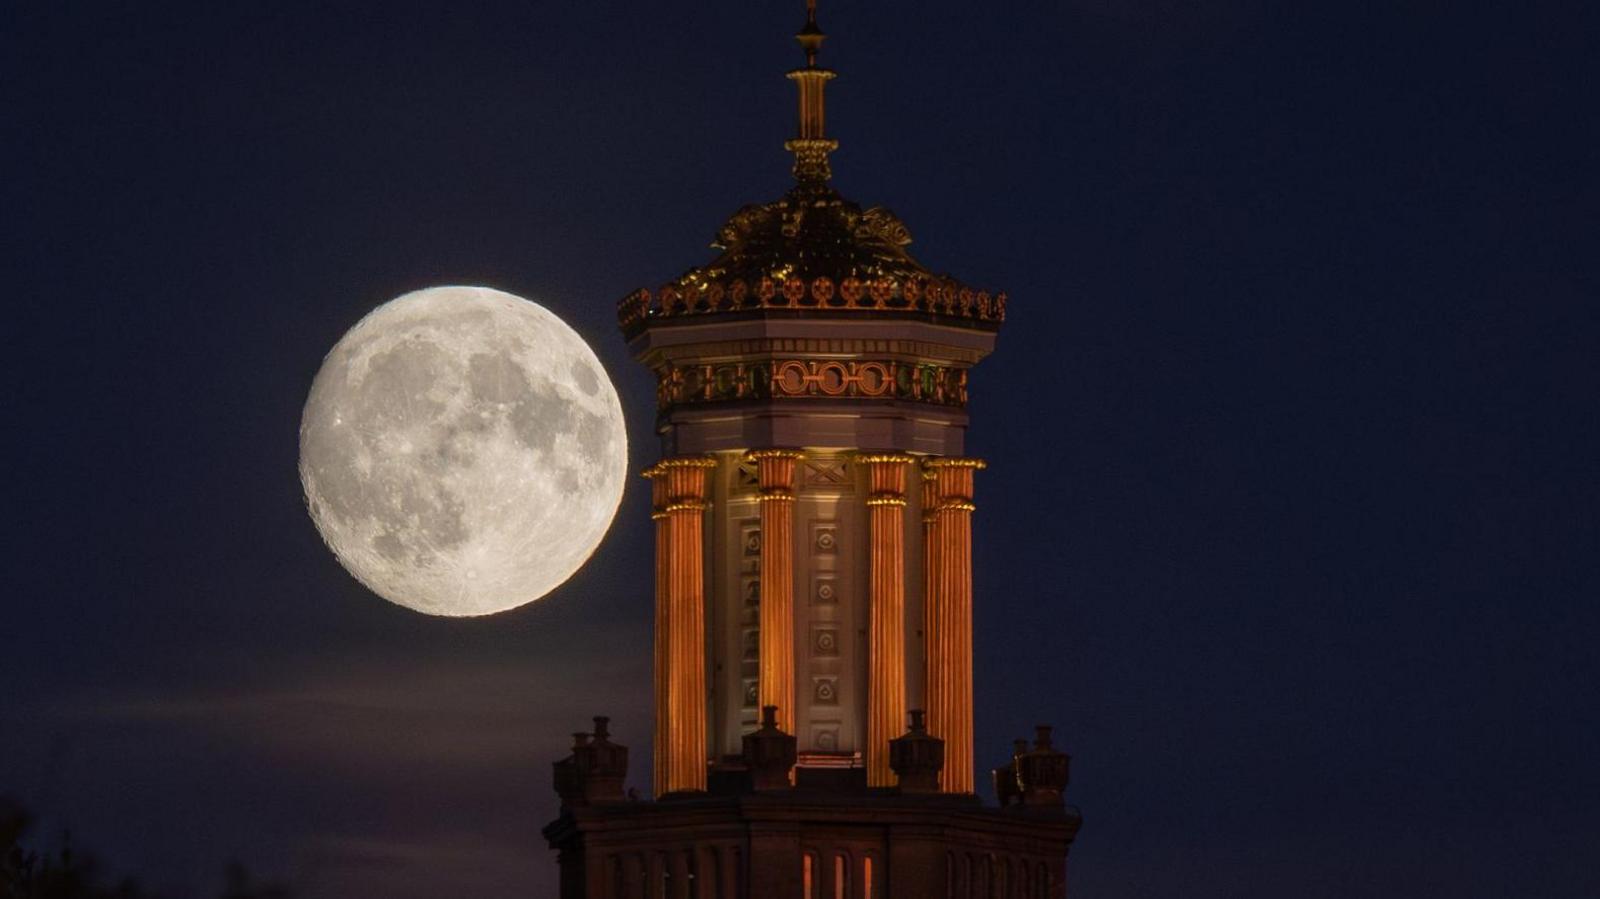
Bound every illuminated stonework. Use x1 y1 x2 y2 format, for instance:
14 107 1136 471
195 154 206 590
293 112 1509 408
862 453 913 786
624 0 1006 804
643 456 718 794
547 4 1079 896
923 456 986 794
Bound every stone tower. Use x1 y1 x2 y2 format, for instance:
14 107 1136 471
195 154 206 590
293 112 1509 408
545 4 1080 896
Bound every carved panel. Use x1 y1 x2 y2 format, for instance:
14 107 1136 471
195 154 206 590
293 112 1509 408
813 628 839 657
812 576 837 606
812 725 840 752
734 459 760 491
813 677 839 706
812 522 837 555
803 457 849 487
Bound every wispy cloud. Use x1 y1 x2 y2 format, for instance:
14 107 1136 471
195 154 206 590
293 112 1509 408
61 656 650 769
9 652 651 898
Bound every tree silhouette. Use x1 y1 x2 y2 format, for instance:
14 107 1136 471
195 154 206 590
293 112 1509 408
1 797 290 899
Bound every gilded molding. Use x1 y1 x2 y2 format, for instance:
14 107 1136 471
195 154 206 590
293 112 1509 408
865 495 908 507
923 457 988 471
854 452 918 465
645 456 720 475
744 448 806 462
619 278 1006 333
660 501 709 514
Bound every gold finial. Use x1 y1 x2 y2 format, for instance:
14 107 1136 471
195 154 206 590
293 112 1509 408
785 0 837 183
798 0 824 67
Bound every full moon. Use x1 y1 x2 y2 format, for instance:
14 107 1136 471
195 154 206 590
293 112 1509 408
298 286 627 616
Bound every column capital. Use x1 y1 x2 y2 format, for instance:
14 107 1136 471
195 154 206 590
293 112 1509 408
855 451 918 466
921 456 987 471
642 455 719 478
743 447 806 463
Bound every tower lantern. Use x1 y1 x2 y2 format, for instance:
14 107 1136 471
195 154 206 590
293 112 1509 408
785 0 838 183
546 5 1080 896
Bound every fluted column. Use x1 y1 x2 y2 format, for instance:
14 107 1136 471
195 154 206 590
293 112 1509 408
652 455 717 793
921 467 948 789
647 468 670 796
923 457 985 793
860 452 913 786
746 449 802 735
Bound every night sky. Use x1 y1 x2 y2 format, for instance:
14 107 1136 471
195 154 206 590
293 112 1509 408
4 2 1597 897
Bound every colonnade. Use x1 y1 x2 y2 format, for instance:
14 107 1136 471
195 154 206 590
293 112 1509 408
647 451 982 795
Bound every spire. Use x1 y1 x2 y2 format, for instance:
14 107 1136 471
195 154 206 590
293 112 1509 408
785 0 838 184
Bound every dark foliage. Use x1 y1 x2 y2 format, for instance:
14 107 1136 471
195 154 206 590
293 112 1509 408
1 799 289 899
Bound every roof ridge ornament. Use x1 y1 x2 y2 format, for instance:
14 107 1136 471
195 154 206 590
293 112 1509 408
785 0 838 184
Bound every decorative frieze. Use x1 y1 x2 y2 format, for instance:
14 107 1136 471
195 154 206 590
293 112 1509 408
655 359 968 410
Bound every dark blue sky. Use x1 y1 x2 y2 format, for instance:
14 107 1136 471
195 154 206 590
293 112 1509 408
4 1 1596 897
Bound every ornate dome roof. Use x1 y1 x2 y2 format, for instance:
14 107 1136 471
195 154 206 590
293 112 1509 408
616 4 1005 337
703 184 925 290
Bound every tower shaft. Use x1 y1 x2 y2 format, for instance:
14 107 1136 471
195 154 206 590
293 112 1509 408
546 4 1079 896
